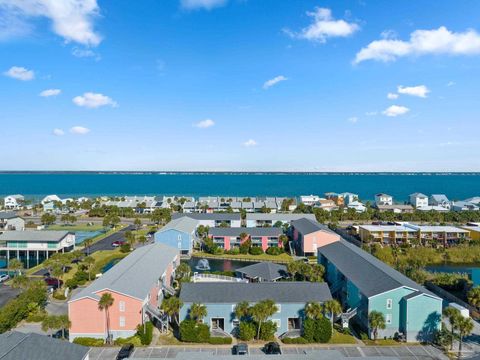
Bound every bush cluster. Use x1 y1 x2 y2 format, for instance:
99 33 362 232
238 321 256 341
114 335 142 346
248 247 263 255
179 320 210 342
266 247 284 256
302 317 332 343
73 337 104 346
136 321 153 345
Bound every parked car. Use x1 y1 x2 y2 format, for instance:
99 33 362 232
263 342 281 355
0 274 10 283
232 343 249 355
112 240 125 247
44 277 63 288
116 344 134 360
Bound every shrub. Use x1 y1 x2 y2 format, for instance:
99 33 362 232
114 335 142 346
26 309 47 323
259 320 277 341
52 291 66 300
120 243 131 253
282 337 309 344
302 317 332 343
136 321 153 345
73 337 104 346
266 247 284 256
73 270 89 284
249 247 263 255
208 337 232 344
239 239 251 254
65 278 78 290
179 320 210 343
302 318 316 342
238 321 256 341
226 247 240 255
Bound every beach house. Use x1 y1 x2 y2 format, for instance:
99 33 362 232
318 239 442 342
3 195 24 210
290 218 340 256
154 217 198 255
69 243 179 342
0 211 25 231
374 193 393 206
409 193 429 208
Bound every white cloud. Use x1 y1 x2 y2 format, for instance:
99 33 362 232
397 85 429 98
70 126 90 135
4 66 34 80
382 105 410 117
52 128 64 136
39 88 61 97
365 111 378 116
243 139 257 147
348 116 358 123
73 92 117 108
72 47 101 60
354 26 480 64
0 0 102 46
285 7 359 43
263 75 287 89
387 92 399 99
194 119 215 128
180 0 227 10
447 81 455 87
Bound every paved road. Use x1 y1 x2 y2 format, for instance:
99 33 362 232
89 345 448 360
0 284 21 307
84 225 135 254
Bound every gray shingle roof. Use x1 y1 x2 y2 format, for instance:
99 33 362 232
236 262 288 281
70 243 178 302
0 211 20 220
180 282 332 304
0 331 89 360
172 213 241 221
159 217 198 234
291 218 331 235
318 239 439 299
246 213 316 221
209 227 282 237
0 231 69 242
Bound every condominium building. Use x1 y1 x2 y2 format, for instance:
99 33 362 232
245 213 316 228
172 213 241 228
290 218 340 256
208 227 283 251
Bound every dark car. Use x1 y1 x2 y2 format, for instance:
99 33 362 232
116 344 134 360
263 342 281 355
232 343 249 355
44 277 63 289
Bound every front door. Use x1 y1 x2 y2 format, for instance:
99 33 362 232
288 318 301 330
211 318 225 330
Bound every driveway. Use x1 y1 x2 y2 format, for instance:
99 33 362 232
88 345 448 360
0 284 21 307
84 225 135 254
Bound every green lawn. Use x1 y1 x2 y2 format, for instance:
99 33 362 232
193 251 292 263
363 338 404 346
47 224 105 231
328 330 357 344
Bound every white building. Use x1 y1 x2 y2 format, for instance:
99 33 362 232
347 201 366 213
41 195 62 205
409 193 429 208
339 192 359 205
4 195 24 210
300 195 321 206
375 193 393 206
0 211 25 231
429 194 450 210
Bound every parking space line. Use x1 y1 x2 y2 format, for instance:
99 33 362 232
405 346 419 359
148 347 154 358
165 347 169 359
357 346 366 357
95 348 105 360
390 347 400 357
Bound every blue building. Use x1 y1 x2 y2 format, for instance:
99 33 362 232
179 282 332 336
154 217 198 255
318 239 442 342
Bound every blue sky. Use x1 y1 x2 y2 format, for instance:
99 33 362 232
1 0 480 171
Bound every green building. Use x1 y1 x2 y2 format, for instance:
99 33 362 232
318 239 442 342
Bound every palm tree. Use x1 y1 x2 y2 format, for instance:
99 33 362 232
83 237 93 255
175 263 191 282
161 296 183 331
98 293 115 344
58 314 71 339
305 302 323 320
368 311 386 342
234 301 250 321
189 303 207 323
467 287 480 309
443 307 461 350
41 315 60 337
83 256 95 281
8 258 23 277
11 274 28 289
287 261 302 281
250 299 278 340
323 299 342 330
457 316 474 358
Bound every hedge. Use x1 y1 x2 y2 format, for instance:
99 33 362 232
114 335 142 346
73 337 104 346
302 317 332 343
136 321 153 345
259 320 277 341
249 247 263 255
282 337 309 344
238 321 256 341
266 247 284 256
207 337 232 344
179 320 210 342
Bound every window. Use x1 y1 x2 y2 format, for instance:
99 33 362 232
385 314 392 324
386 299 392 309
232 319 240 328
119 316 126 327
119 301 125 312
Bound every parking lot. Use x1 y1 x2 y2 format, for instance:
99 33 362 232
88 345 448 360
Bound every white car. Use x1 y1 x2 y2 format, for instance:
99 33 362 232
0 274 10 283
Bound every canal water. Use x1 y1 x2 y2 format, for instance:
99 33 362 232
426 264 480 287
183 258 259 273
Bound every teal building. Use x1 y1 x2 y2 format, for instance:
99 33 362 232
318 240 442 342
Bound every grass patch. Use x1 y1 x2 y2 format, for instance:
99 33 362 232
193 251 292 263
156 332 183 346
91 249 128 275
363 339 402 346
47 224 105 231
328 330 357 344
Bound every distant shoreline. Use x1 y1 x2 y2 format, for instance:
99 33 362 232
0 171 479 175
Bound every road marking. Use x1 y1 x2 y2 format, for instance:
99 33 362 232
357 346 366 357
96 348 105 360
148 347 154 358
390 347 400 357
165 347 169 359
405 346 419 359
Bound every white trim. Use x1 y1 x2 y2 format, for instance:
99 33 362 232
385 313 392 325
276 304 281 313
272 319 281 329
210 317 226 331
119 316 126 327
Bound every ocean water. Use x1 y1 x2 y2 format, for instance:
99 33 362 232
0 172 479 202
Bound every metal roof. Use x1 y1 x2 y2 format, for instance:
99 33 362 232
209 227 283 237
0 231 70 242
172 213 241 221
158 217 198 234
70 243 178 302
318 239 440 299
236 262 288 281
291 218 331 235
0 211 20 220
246 213 316 221
180 282 332 304
0 331 89 360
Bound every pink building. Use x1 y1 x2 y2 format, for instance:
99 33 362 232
68 243 179 342
291 218 340 256
208 227 283 251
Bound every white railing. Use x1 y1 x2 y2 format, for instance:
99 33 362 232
192 273 249 283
